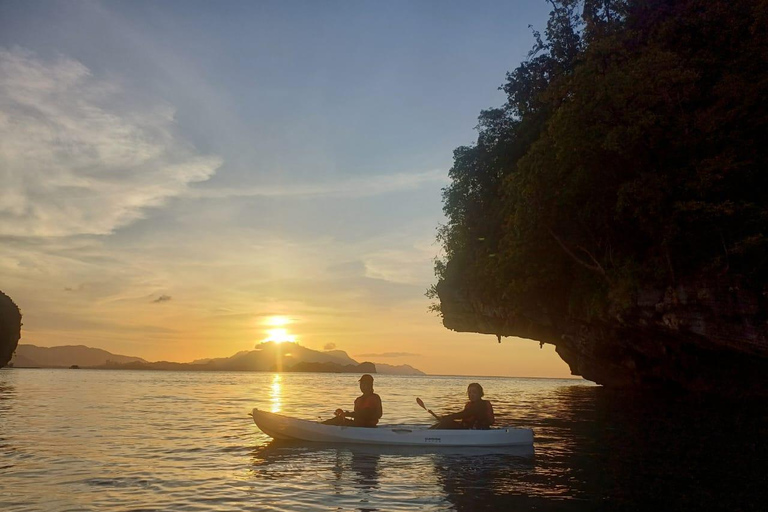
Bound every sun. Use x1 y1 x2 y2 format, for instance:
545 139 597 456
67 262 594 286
262 316 296 344
264 328 296 344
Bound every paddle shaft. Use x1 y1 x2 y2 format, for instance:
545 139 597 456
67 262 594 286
416 397 440 420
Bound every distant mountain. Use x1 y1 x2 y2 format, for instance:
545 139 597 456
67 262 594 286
318 350 358 366
6 342 426 375
95 343 376 373
197 342 363 371
7 352 38 368
374 363 426 376
11 344 147 368
285 361 376 374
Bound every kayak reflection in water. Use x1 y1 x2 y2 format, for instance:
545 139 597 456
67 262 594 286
431 383 495 430
322 374 383 428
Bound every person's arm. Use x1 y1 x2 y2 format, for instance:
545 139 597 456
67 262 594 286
486 401 495 426
337 398 357 418
345 395 365 418
442 402 471 420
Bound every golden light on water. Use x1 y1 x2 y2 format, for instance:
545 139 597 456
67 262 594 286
270 374 282 413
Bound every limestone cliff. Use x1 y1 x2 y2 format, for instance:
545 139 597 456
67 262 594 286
0 290 22 367
431 0 768 396
437 272 768 395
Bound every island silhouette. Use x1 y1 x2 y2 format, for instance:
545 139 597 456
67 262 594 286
7 341 425 375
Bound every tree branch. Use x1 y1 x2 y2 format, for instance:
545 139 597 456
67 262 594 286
548 228 607 277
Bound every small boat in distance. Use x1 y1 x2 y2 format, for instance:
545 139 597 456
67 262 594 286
251 409 534 447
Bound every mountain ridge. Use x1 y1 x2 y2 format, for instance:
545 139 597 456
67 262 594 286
8 342 425 375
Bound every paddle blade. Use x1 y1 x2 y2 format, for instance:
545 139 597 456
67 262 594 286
416 397 426 410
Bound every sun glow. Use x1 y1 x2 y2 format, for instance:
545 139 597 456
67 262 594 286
262 316 297 344
266 316 291 327
264 328 296 344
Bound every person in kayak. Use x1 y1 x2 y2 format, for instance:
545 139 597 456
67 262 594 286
431 382 494 429
322 374 383 427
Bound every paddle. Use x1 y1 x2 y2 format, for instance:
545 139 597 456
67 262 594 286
416 397 440 420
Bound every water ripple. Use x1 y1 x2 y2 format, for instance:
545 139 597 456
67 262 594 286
1 370 766 511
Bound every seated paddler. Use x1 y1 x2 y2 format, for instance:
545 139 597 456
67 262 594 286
431 382 494 430
322 374 382 427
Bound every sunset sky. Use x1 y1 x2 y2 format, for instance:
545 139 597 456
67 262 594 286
0 0 574 378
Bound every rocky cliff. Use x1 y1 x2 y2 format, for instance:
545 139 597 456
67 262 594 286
431 0 768 396
437 273 768 395
0 290 22 368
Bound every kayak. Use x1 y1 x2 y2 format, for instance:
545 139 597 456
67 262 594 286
258 438 536 458
251 408 534 447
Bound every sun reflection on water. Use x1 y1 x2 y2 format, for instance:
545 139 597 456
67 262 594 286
270 374 282 413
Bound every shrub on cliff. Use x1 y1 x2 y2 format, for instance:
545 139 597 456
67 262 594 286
434 0 768 319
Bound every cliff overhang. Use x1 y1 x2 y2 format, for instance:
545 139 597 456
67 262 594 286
437 276 768 396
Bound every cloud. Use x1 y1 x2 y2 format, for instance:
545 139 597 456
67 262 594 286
152 295 172 303
0 47 222 237
355 352 421 358
323 343 336 351
185 169 448 199
325 260 366 278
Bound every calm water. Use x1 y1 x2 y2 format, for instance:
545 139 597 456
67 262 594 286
1 369 766 511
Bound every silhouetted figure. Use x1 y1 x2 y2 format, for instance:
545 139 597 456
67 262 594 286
323 374 382 427
431 383 494 430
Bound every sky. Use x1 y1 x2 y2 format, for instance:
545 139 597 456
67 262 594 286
0 0 575 378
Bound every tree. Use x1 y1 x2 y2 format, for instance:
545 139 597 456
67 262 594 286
435 0 768 320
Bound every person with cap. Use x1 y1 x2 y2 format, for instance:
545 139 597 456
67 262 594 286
322 374 383 427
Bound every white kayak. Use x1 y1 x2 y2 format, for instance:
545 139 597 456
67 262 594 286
251 408 534 447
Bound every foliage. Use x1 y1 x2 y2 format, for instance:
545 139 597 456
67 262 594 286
0 290 22 367
434 0 768 319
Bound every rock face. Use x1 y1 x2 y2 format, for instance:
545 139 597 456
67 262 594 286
0 290 22 367
437 274 768 395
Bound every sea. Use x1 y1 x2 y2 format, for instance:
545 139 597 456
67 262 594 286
1 369 766 511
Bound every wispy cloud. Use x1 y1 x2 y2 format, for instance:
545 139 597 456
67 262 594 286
186 169 448 199
0 48 222 238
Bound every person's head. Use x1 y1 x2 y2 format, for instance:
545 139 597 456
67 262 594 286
467 382 484 402
359 374 374 393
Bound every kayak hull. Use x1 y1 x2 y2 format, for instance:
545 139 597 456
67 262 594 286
251 409 534 447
